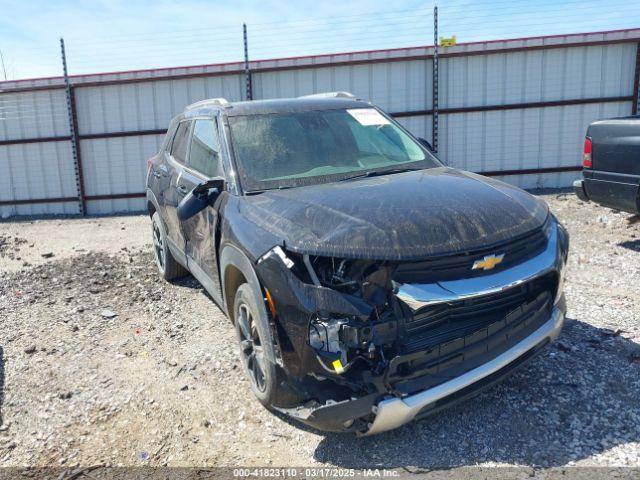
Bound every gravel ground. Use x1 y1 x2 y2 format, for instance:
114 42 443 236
0 192 638 470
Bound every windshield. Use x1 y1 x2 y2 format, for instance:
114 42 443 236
228 107 441 192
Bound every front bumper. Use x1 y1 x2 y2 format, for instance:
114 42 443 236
364 305 564 435
282 300 565 435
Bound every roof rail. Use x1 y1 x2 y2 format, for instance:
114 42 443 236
185 98 230 110
298 91 357 100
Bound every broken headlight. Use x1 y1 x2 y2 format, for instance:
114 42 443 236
308 315 351 373
309 316 348 353
308 312 398 375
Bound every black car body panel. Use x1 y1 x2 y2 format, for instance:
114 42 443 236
146 94 568 435
240 167 548 260
575 116 640 214
589 117 640 176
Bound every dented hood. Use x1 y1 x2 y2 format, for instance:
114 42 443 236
240 167 549 260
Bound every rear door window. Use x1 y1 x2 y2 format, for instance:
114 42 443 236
188 119 221 177
170 121 191 164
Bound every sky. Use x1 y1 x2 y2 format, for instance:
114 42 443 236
0 0 639 81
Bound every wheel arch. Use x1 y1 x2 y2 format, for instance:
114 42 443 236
220 244 267 326
221 244 281 366
146 189 161 218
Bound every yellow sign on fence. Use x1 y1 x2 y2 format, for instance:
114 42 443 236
440 36 457 47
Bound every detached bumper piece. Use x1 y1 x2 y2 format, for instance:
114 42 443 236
365 306 565 435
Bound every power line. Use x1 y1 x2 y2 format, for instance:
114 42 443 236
3 0 640 81
62 12 434 50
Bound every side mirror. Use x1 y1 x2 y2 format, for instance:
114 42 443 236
418 137 434 152
177 178 224 221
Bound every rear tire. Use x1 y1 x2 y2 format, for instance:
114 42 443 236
233 283 301 408
151 211 188 281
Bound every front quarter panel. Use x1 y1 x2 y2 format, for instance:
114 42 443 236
219 195 283 263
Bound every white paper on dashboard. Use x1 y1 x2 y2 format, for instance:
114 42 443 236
347 108 391 126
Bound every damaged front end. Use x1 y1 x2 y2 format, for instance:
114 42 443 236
254 215 569 435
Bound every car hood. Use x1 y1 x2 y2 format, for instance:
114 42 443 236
239 167 549 260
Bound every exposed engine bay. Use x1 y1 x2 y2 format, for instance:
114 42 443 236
298 254 400 378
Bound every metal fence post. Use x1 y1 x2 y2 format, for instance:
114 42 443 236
60 38 86 215
632 42 640 115
243 23 253 101
432 5 439 155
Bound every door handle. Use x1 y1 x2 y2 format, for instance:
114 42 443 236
176 184 189 195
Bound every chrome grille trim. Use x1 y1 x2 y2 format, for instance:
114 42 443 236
395 221 558 311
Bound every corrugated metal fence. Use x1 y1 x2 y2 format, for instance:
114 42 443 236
1 29 640 216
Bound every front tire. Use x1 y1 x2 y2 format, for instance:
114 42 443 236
233 283 300 408
151 211 187 281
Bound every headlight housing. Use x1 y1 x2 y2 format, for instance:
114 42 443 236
553 216 569 303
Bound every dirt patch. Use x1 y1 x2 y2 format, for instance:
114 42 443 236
0 216 149 273
0 235 27 261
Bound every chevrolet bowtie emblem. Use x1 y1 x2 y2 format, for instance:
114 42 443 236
472 254 505 271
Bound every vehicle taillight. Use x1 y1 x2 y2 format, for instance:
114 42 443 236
583 137 592 168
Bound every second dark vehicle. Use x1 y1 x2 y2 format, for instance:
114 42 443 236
146 92 569 435
574 115 640 214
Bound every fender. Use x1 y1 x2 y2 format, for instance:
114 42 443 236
220 244 279 364
220 244 263 318
146 189 161 216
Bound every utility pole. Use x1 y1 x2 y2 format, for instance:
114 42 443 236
60 38 86 216
243 23 253 101
0 49 7 81
632 42 640 115
432 4 439 155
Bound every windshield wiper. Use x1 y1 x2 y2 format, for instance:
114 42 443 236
245 167 423 193
338 167 423 182
245 185 297 195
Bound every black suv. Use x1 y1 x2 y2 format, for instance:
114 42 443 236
146 92 569 435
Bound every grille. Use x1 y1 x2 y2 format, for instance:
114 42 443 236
393 223 548 284
400 273 557 353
